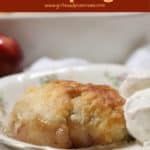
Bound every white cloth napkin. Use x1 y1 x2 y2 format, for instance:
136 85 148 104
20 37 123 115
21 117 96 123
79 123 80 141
27 46 150 72
27 57 89 72
126 45 150 70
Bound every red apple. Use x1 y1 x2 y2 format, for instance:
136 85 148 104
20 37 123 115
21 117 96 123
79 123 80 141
0 34 23 77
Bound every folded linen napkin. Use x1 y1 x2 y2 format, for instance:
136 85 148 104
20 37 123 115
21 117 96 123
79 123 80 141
27 57 89 72
27 46 150 72
126 45 150 70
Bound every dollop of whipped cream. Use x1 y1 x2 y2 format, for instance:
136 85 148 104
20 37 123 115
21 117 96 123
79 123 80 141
120 72 150 147
124 88 150 145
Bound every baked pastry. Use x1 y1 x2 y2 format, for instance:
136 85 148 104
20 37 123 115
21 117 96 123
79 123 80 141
7 80 129 148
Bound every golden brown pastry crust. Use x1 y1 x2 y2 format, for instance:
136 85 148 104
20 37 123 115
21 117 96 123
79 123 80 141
7 80 128 148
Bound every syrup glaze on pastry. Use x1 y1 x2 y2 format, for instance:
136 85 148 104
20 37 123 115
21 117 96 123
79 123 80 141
7 80 129 148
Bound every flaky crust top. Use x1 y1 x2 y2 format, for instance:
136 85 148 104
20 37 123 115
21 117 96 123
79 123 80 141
7 80 128 148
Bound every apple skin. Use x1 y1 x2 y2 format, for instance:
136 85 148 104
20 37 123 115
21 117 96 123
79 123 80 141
0 34 23 77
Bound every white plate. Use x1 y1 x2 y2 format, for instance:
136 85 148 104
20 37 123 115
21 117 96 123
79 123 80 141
0 64 144 150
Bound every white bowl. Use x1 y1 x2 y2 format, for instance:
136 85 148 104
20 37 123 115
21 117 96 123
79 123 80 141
0 64 144 150
0 13 149 67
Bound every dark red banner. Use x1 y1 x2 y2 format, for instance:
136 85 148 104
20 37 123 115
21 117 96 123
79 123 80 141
0 0 149 12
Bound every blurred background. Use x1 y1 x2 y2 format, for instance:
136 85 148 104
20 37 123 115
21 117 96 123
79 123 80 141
0 13 150 76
